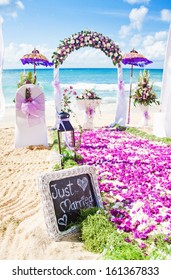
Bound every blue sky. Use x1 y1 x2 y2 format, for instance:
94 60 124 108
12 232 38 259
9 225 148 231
0 0 171 68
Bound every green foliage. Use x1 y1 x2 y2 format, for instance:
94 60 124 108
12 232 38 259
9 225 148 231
145 234 171 260
126 127 171 145
66 207 100 230
103 232 149 260
52 163 61 171
81 210 114 253
63 159 78 169
79 207 100 221
17 71 36 88
80 209 148 259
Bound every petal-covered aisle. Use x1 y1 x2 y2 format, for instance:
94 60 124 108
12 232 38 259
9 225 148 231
76 128 171 240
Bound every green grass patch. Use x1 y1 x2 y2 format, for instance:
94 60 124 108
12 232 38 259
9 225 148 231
144 234 171 260
80 209 148 259
79 209 171 260
126 127 171 145
103 232 149 260
81 209 114 253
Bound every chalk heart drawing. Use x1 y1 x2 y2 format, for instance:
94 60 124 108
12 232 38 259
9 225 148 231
77 177 88 192
58 214 67 226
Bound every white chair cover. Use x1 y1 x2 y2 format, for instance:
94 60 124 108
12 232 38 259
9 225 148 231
15 84 48 148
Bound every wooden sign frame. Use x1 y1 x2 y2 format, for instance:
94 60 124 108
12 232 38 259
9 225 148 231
37 165 103 241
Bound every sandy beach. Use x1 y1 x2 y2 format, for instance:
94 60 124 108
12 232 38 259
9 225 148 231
0 101 159 260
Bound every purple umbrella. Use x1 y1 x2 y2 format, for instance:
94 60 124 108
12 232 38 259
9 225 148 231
122 49 153 124
20 48 53 75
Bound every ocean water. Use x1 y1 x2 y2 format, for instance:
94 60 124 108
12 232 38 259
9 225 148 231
2 68 163 106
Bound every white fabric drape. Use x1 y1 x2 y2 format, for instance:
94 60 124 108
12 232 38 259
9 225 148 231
110 63 127 126
53 67 63 127
153 22 171 137
0 17 5 118
160 23 171 112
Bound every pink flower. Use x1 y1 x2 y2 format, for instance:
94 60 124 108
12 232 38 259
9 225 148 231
77 128 171 240
139 243 147 249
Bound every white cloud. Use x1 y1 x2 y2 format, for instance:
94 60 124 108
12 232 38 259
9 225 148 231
62 48 114 68
122 30 168 67
154 31 168 41
119 6 148 38
16 0 24 10
0 0 24 20
119 25 132 38
129 6 148 30
124 0 150 4
143 40 166 62
161 9 171 22
3 43 114 69
129 34 142 48
8 11 17 18
4 43 54 68
0 0 10 5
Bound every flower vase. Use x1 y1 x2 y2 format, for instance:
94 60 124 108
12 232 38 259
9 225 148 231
139 104 150 127
76 99 101 129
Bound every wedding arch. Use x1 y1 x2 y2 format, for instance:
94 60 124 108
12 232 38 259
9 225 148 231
52 30 127 127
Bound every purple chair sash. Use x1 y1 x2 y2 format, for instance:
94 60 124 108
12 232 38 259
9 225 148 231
16 93 45 127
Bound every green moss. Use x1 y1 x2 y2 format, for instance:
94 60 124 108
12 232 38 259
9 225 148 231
126 127 171 144
81 210 114 253
145 234 171 260
80 209 148 259
103 232 148 260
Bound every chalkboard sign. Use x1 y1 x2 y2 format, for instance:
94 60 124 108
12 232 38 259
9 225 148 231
38 165 103 241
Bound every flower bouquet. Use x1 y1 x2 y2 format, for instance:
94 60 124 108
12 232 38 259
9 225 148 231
132 70 160 126
76 89 101 129
76 89 101 100
132 70 159 107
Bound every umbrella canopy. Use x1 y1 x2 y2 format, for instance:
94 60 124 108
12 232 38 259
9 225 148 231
122 49 152 66
20 48 53 74
122 49 153 124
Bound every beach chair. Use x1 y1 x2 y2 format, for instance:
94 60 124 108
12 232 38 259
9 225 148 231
14 84 48 148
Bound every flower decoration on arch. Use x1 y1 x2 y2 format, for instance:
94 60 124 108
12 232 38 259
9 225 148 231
52 30 122 67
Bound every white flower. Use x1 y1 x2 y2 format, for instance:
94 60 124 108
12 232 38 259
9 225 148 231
115 194 124 201
112 202 124 209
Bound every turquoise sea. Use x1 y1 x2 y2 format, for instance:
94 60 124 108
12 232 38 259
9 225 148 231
2 68 163 106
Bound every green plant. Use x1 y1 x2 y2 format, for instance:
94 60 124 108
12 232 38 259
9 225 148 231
145 234 171 260
81 210 114 253
103 232 149 260
52 163 61 171
17 71 36 88
132 70 160 106
126 127 171 145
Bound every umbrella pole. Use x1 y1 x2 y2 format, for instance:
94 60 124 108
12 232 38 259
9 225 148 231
34 62 36 75
127 65 133 124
